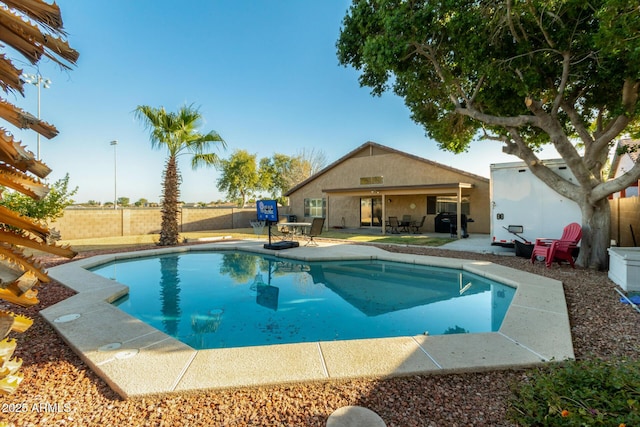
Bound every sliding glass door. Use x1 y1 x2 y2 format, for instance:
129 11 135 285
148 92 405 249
360 197 382 226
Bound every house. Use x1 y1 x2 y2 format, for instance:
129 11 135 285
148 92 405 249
284 141 490 236
609 137 640 198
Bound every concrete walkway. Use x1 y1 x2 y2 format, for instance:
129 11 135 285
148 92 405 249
332 228 516 255
438 233 515 255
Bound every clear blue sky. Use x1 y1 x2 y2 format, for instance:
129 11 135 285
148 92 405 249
7 0 557 204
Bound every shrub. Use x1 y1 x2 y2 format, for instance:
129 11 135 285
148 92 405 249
508 359 639 426
0 173 77 222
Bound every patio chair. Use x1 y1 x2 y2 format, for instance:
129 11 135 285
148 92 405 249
410 216 426 234
401 215 412 232
387 216 400 234
531 222 582 268
305 217 325 246
272 218 292 241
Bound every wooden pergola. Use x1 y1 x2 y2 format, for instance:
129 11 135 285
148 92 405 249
0 0 78 394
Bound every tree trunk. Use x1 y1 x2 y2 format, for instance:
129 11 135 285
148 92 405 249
576 198 610 270
159 156 180 246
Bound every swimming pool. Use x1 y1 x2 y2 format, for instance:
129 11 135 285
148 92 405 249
89 251 515 350
41 241 575 398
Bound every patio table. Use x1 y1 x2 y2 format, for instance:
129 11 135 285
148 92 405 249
279 222 312 239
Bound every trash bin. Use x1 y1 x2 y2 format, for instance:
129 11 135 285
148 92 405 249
287 215 297 222
515 240 534 258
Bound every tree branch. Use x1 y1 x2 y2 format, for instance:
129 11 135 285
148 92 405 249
592 160 640 202
591 79 639 153
502 128 539 161
559 98 594 147
412 42 467 107
468 75 485 106
504 128 582 201
533 3 557 48
551 52 571 115
524 97 597 188
455 105 541 128
505 0 521 43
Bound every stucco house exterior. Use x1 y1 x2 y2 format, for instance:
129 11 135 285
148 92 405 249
284 141 490 236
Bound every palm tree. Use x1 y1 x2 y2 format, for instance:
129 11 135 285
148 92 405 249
134 104 226 246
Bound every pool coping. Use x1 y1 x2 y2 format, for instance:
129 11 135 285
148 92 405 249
41 240 575 398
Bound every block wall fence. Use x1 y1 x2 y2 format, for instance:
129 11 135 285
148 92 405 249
48 200 638 245
48 207 270 240
610 197 640 247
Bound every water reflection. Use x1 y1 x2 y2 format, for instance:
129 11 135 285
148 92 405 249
307 261 486 317
250 259 280 311
99 252 515 349
159 256 181 336
444 325 469 335
190 308 224 348
219 252 258 283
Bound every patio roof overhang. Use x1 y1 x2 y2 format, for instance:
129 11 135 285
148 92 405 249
321 183 474 237
321 182 474 197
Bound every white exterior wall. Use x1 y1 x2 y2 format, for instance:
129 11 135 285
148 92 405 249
490 159 582 245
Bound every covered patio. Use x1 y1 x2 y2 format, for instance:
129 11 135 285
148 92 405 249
284 142 490 238
322 182 474 238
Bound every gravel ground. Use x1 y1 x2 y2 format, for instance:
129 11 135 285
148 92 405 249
2 243 639 427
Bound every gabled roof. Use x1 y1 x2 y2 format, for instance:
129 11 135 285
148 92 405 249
285 141 488 196
609 137 640 179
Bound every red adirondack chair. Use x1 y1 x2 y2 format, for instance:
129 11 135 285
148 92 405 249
530 222 582 268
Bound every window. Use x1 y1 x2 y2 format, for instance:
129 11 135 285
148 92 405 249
428 196 470 215
359 176 384 185
427 196 437 215
304 198 326 218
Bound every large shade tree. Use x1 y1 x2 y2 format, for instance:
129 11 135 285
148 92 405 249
258 153 310 205
135 105 226 246
216 149 260 207
337 0 640 269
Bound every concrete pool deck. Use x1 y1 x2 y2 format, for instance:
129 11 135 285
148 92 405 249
41 240 574 398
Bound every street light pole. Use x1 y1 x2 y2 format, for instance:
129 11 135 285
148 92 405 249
110 140 118 209
22 73 51 161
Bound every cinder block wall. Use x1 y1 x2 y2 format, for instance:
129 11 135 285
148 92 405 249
610 197 640 247
46 200 640 244
49 207 258 240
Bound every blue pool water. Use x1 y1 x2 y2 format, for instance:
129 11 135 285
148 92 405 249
90 251 515 350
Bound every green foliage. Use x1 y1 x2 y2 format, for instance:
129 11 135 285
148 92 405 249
508 359 640 426
337 0 640 269
337 0 640 153
258 153 306 203
134 104 226 163
258 150 327 204
0 174 77 222
215 149 326 207
216 150 260 207
134 103 226 246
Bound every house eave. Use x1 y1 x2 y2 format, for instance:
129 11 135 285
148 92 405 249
321 183 474 196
